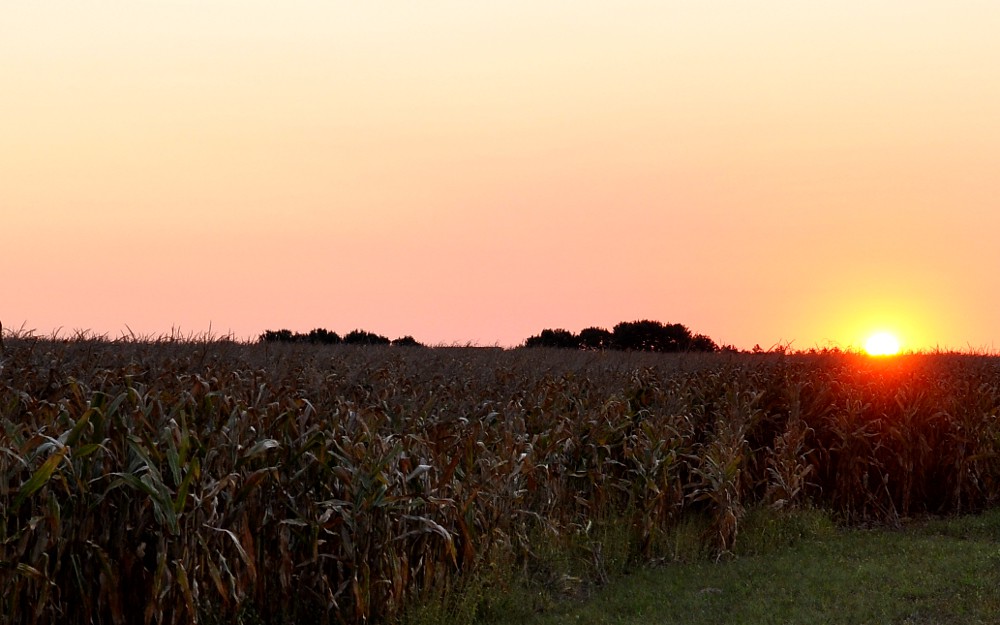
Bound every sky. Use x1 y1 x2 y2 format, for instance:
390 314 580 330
3 2 998 351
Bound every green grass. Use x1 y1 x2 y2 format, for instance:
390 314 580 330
455 508 1000 625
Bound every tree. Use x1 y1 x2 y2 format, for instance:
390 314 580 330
578 326 613 349
391 335 423 347
306 328 341 345
524 328 579 349
260 329 295 343
522 320 719 353
609 320 720 352
343 329 391 345
690 333 719 352
260 327 415 346
611 320 691 352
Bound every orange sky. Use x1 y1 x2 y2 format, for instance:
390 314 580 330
3 2 998 351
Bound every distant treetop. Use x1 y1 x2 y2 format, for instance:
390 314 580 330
259 328 422 347
258 320 717 353
524 328 578 349
342 329 391 346
524 319 718 353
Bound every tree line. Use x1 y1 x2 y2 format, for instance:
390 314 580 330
259 328 422 347
259 319 720 352
524 319 720 352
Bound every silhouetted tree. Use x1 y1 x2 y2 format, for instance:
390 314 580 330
343 329 391 345
525 328 579 349
260 329 296 343
522 320 719 353
610 320 718 352
307 328 342 345
261 327 418 346
578 327 613 349
612 320 693 352
690 333 719 352
391 335 423 347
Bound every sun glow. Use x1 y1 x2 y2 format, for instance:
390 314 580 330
864 331 901 356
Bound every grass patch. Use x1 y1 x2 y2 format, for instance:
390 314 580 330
460 508 1000 625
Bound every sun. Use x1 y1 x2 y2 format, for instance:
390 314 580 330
864 331 901 356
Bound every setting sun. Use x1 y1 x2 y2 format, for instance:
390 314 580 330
865 332 902 356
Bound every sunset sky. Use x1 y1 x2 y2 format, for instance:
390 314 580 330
3 2 998 351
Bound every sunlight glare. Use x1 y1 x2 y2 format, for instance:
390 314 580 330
865 331 901 356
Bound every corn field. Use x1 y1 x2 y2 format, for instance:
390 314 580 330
3 337 1000 624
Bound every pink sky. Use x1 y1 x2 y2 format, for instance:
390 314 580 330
3 2 999 350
